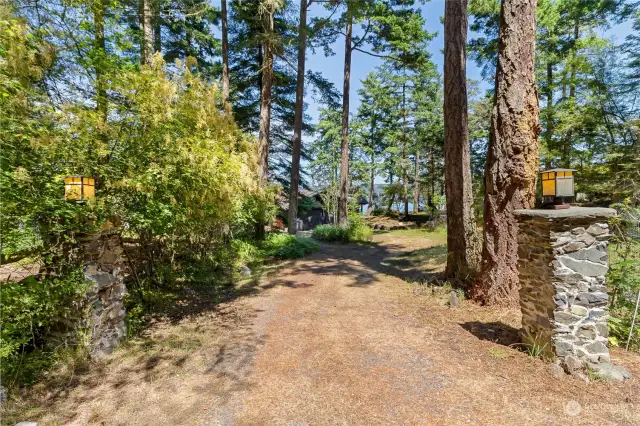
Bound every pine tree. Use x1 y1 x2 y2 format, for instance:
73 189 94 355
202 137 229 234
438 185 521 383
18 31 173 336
314 0 431 224
443 0 480 282
139 0 153 65
288 0 310 234
221 0 230 109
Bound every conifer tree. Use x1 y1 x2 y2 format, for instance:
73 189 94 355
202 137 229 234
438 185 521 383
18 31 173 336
443 0 480 282
472 0 540 305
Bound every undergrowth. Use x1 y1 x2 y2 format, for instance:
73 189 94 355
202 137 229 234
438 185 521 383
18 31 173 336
312 216 373 243
261 233 320 260
0 269 90 390
608 203 640 351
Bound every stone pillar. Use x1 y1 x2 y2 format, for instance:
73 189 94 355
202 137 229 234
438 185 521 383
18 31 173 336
515 207 629 380
79 220 127 357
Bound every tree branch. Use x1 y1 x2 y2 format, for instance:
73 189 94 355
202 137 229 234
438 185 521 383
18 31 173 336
352 47 400 62
352 19 372 50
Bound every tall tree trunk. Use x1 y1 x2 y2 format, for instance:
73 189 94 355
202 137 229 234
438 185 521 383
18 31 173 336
472 0 540 305
428 148 435 211
544 61 553 168
258 21 274 186
92 0 107 122
443 0 480 282
221 0 230 110
140 0 153 65
562 20 579 168
367 148 375 215
153 0 161 53
413 151 420 212
257 46 263 96
337 6 352 225
186 27 192 59
256 4 276 240
402 81 409 218
287 0 308 234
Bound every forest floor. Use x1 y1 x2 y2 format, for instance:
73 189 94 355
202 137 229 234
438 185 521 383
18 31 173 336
7 230 640 425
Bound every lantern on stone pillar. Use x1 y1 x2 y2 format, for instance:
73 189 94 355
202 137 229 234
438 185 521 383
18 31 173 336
64 176 95 202
540 169 575 209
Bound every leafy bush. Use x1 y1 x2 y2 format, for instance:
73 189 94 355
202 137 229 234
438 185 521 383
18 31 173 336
0 7 268 391
261 233 320 259
347 216 374 242
232 239 265 265
312 217 373 243
0 270 89 387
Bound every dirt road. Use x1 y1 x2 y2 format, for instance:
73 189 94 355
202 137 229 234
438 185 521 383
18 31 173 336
27 232 640 425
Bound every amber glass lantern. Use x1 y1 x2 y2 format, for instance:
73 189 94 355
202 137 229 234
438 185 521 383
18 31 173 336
540 169 575 209
64 176 95 201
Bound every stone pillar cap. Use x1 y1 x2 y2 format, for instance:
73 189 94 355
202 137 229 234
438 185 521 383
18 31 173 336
514 207 616 219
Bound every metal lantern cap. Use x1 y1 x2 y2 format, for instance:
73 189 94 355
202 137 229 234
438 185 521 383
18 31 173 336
64 176 95 201
540 168 576 198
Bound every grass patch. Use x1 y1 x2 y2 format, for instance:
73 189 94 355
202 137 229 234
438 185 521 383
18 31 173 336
381 227 447 242
488 347 509 359
233 233 320 265
312 221 373 243
261 233 320 260
587 368 609 382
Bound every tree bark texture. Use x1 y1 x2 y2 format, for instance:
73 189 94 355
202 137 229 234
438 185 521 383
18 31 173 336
443 0 480 282
256 4 277 240
472 0 540 305
561 20 579 168
544 61 553 168
140 0 153 65
368 149 375 215
338 7 352 225
402 82 409 218
287 0 308 234
221 0 231 110
153 1 161 53
413 151 420 212
258 13 274 187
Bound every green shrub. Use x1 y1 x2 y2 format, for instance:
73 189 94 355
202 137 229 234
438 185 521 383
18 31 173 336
261 233 320 259
0 269 89 388
348 216 374 242
608 204 640 351
312 217 373 243
232 239 265 265
312 224 351 242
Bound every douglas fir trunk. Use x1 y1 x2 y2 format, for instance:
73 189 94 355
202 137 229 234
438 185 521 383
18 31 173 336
288 0 308 234
472 0 540 305
221 0 230 109
443 0 480 282
338 6 352 225
256 3 277 240
139 0 153 65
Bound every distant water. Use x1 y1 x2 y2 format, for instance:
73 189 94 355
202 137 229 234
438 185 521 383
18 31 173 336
358 202 416 214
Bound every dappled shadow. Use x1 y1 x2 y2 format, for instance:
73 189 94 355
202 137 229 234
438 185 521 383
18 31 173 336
23 301 268 424
261 279 314 289
460 321 522 348
270 237 447 289
10 233 448 424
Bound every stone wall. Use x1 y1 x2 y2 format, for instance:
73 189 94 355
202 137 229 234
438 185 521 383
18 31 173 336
515 207 624 378
78 221 127 357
